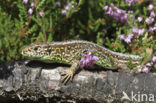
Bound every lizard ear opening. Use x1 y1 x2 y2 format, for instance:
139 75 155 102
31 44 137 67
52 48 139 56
47 49 52 55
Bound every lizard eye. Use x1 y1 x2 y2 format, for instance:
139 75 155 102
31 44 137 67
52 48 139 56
34 47 38 51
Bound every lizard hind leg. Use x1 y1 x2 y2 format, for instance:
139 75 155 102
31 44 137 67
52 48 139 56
61 60 80 84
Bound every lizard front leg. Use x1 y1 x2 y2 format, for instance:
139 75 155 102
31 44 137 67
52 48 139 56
61 60 80 84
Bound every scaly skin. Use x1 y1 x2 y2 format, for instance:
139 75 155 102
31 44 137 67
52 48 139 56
21 40 142 83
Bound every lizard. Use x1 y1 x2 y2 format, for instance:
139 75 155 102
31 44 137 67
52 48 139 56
21 40 143 83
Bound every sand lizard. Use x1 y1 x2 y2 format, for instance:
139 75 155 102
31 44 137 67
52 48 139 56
21 40 142 83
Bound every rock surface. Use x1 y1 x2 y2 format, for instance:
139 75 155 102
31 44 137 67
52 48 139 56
0 60 156 103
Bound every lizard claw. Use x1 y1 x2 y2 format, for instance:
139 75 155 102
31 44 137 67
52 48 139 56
60 60 80 84
61 69 74 84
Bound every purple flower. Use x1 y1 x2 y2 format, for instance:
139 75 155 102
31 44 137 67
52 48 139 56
112 12 119 21
128 33 134 39
23 0 28 4
145 17 154 25
149 26 156 32
117 9 124 14
142 67 151 73
124 37 131 43
146 63 153 68
121 14 129 23
56 1 61 7
132 27 144 35
148 4 153 11
125 0 138 6
106 7 113 15
103 5 130 24
138 28 144 35
65 2 71 10
152 56 156 64
137 17 143 22
114 7 119 10
61 10 67 15
120 33 134 44
80 50 99 68
116 10 128 23
132 27 139 34
39 11 44 17
31 2 35 8
103 6 108 10
136 66 142 73
65 5 70 10
61 2 72 15
110 3 114 7
28 8 33 15
150 11 155 18
128 10 133 14
119 35 125 40
141 56 156 73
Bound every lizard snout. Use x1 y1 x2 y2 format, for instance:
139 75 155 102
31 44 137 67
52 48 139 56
21 46 31 56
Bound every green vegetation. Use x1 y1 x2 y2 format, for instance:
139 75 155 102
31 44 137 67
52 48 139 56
0 0 155 63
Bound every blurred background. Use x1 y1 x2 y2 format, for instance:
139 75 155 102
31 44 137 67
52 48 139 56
0 0 155 62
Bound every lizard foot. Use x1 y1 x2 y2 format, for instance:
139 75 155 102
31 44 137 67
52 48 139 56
60 60 80 84
61 69 74 84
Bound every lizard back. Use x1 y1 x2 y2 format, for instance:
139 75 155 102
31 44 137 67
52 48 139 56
21 40 142 67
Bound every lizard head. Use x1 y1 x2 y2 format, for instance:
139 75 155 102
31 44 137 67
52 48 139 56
21 44 47 59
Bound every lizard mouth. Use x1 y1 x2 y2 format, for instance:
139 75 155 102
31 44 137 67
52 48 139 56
21 48 32 57
21 48 30 56
21 49 25 55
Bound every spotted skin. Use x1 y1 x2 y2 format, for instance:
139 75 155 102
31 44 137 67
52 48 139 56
21 40 142 83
